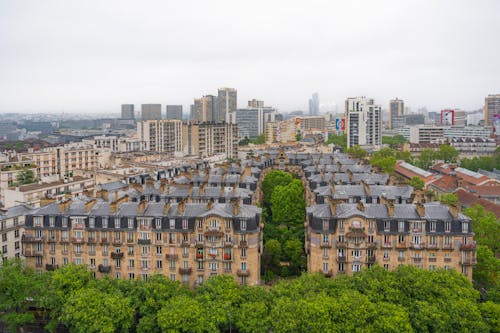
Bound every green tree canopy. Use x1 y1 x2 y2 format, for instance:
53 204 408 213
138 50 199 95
15 168 36 185
407 176 425 190
346 145 368 159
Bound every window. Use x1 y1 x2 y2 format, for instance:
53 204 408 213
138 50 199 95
170 219 176 229
398 234 405 243
182 219 188 230
226 220 231 230
338 263 345 272
322 219 329 231
429 235 436 245
384 221 391 231
156 260 162 269
241 247 247 258
155 218 161 229
169 260 175 269
114 218 120 229
156 232 162 241
445 221 451 232
322 262 329 272
444 236 451 245
102 217 108 229
128 246 134 255
34 216 42 226
462 222 469 233
128 273 135 280
383 264 389 270
156 246 162 255
338 220 344 230
398 251 404 259
323 234 329 242
240 220 247 231
127 231 134 242
14 229 20 238
1 233 6 242
352 264 361 272
383 250 389 259
241 262 247 270
170 274 176 281
128 259 135 268
197 220 202 229
430 221 436 232
128 218 134 229
398 221 404 232
49 216 55 227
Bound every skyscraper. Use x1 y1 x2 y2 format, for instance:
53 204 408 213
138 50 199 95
121 104 135 119
192 96 217 122
141 104 162 121
217 87 237 122
389 98 404 129
345 96 382 148
484 94 500 126
308 92 320 115
166 105 183 120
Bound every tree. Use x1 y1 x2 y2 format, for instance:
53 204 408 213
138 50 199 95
157 295 215 333
16 168 36 185
61 288 134 333
479 301 500 333
464 205 500 255
346 145 368 159
0 259 45 332
382 135 408 148
436 144 459 163
415 148 437 170
324 134 347 150
473 246 499 294
439 193 458 205
407 176 425 190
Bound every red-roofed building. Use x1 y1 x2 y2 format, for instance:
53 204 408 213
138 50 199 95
428 175 458 193
394 161 435 185
456 189 500 219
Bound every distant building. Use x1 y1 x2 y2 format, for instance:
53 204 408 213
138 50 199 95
141 104 162 121
345 97 382 148
389 98 404 129
234 109 262 140
309 92 320 116
137 120 183 157
166 105 183 120
121 104 135 119
182 122 238 159
217 87 237 123
484 94 500 126
404 114 425 125
409 126 444 144
192 96 217 122
248 99 264 108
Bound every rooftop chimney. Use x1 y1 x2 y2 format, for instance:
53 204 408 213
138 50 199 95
163 202 171 215
84 199 97 213
449 202 460 219
416 203 426 218
137 199 147 214
357 201 365 212
110 195 129 214
58 198 72 213
178 200 186 214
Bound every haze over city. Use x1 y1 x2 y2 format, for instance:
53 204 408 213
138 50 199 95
1 0 499 113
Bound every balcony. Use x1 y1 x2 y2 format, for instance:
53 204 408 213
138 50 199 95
195 241 205 248
412 257 422 263
223 253 232 261
397 257 405 262
320 241 332 248
22 234 44 242
427 244 438 250
71 237 86 244
87 238 97 244
428 257 437 263
444 257 452 263
461 258 477 266
382 243 393 249
180 240 190 247
111 252 124 259
322 270 333 277
112 239 123 246
336 242 347 248
396 242 408 249
138 239 151 245
460 243 477 251
179 267 192 275
240 240 248 248
127 238 134 244
337 255 347 263
45 264 58 271
442 244 453 250
224 241 233 248
60 238 69 243
367 256 376 264
100 238 109 244
410 243 425 250
237 269 250 277
366 242 377 249
166 253 178 260
98 265 111 273
23 249 43 257
47 236 58 243
196 253 204 261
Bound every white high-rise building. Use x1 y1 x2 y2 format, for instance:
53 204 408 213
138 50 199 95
137 120 183 157
345 97 382 148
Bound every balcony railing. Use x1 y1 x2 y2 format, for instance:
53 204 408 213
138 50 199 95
367 255 376 263
460 243 477 251
382 243 393 249
166 253 179 260
396 242 408 249
412 257 422 263
111 252 124 259
179 267 192 275
240 240 248 248
336 242 347 248
237 269 250 277
98 265 111 273
320 241 332 248
337 255 346 263
138 239 151 245
23 249 43 257
45 264 58 271
461 258 477 266
410 243 426 250
366 242 377 249
22 235 44 242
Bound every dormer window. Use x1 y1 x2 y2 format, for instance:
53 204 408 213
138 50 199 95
89 217 95 228
462 222 468 233
102 217 108 229
34 216 42 226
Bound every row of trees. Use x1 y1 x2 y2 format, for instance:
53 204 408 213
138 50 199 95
238 134 265 146
260 170 306 279
460 148 500 171
1 261 498 333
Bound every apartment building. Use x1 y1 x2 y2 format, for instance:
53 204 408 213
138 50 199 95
389 98 404 129
182 122 238 159
484 94 500 126
0 205 32 263
306 201 476 280
22 198 262 286
345 97 382 148
20 143 96 179
409 126 445 144
137 120 183 157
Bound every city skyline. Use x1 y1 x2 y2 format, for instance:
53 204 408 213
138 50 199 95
1 0 499 113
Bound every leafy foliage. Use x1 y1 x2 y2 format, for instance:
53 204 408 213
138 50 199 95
369 147 412 174
15 167 36 185
382 135 408 148
407 176 425 190
346 145 368 159
324 133 347 150
439 193 459 205
0 261 497 333
460 149 500 171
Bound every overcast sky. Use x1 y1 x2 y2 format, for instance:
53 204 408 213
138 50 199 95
0 0 499 114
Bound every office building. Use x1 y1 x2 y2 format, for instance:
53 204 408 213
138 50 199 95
137 120 183 157
409 126 445 144
192 96 217 122
217 88 237 123
166 105 183 120
182 122 238 159
121 104 135 120
309 92 320 116
22 198 262 285
234 109 262 140
484 94 500 126
345 97 382 148
389 98 404 129
141 104 162 121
